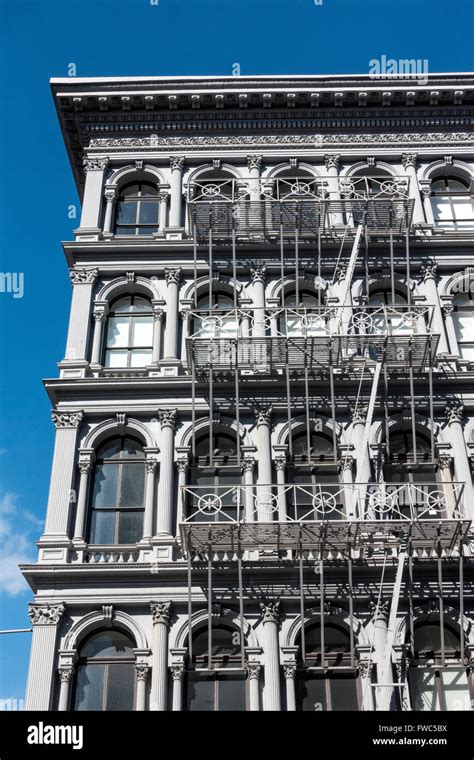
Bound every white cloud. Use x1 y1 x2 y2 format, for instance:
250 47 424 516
0 491 37 596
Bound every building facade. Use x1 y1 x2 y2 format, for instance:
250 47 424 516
22 73 474 711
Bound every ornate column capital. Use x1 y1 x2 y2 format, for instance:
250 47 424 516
247 662 262 680
274 456 287 472
250 265 266 284
420 262 438 281
135 665 151 682
28 602 66 626
350 404 368 424
171 665 185 681
324 153 341 171
369 599 390 622
283 663 297 679
150 601 172 626
165 267 182 287
51 410 83 430
339 456 354 473
247 154 263 172
401 152 418 169
158 408 178 430
78 458 92 476
169 156 185 172
158 190 170 203
104 186 117 202
445 404 464 426
260 600 280 625
93 302 108 322
58 668 74 684
83 158 109 172
146 458 158 474
255 407 272 427
69 268 99 286
437 455 453 470
242 457 256 474
419 179 432 199
442 303 454 317
176 459 190 474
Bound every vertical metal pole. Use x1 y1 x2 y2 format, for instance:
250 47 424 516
232 211 238 309
348 547 355 669
304 363 311 465
286 359 293 459
317 222 322 307
235 343 241 467
405 224 411 307
193 215 198 309
187 532 193 664
408 552 415 657
237 542 245 669
208 206 213 310
191 355 196 460
208 539 213 670
408 345 417 463
299 535 306 666
438 551 445 667
280 206 285 306
459 541 465 663
329 343 337 463
319 559 325 662
389 206 395 304
209 366 214 468
295 207 300 305
428 339 435 462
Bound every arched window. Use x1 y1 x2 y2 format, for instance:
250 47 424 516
453 292 474 360
73 630 136 711
408 622 471 711
287 431 342 520
186 625 247 711
191 291 238 339
188 431 241 522
88 437 146 544
281 290 327 337
115 181 160 236
350 167 393 195
366 288 411 335
431 176 474 230
295 623 360 711
382 429 438 517
194 169 235 199
104 296 153 368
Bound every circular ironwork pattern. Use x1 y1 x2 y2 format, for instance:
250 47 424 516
300 313 327 331
200 316 223 332
201 184 222 198
312 491 337 515
368 490 397 515
197 494 222 515
350 311 375 332
426 490 447 513
255 492 278 514
250 314 272 331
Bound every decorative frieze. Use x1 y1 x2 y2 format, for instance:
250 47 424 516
51 410 83 430
28 603 66 626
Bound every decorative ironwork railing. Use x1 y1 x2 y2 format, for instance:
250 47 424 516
181 481 466 524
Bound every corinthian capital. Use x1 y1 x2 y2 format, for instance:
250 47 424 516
247 154 263 172
255 407 272 427
445 404 464 426
324 153 341 171
158 408 178 430
69 268 99 286
401 153 418 169
420 261 438 281
350 404 368 424
165 267 182 286
169 156 185 172
260 600 280 625
150 601 172 626
369 599 390 622
51 410 83 429
28 602 66 626
250 266 266 284
83 158 109 172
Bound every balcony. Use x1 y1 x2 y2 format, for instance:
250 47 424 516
179 481 469 556
186 304 439 373
187 176 414 241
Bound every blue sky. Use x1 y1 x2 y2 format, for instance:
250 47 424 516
0 0 472 707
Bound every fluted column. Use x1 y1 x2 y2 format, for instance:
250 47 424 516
62 268 98 371
260 601 281 711
157 410 178 536
171 665 185 710
441 298 460 356
255 408 274 522
401 153 425 225
168 156 185 232
90 302 108 367
78 158 108 236
370 600 391 709
247 663 261 711
419 263 449 355
247 154 263 202
143 452 159 540
242 458 256 522
42 411 83 541
176 459 189 528
351 405 371 484
275 455 288 521
283 664 297 711
57 667 73 711
339 456 354 518
72 449 94 543
420 180 435 225
150 601 172 711
251 266 267 339
135 665 150 711
151 303 164 365
162 268 182 364
158 190 169 234
25 603 66 710
445 405 474 518
103 186 117 234
324 154 343 226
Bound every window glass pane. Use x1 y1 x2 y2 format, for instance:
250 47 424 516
106 317 130 348
330 676 359 710
460 344 474 360
116 200 137 225
132 298 152 313
431 198 453 222
297 675 327 711
137 225 157 236
81 631 134 658
119 463 145 506
118 510 143 544
219 676 246 711
130 350 152 367
140 184 158 197
121 184 140 197
414 624 460 653
193 626 240 658
122 438 144 458
187 676 214 711
452 197 474 220
106 664 135 710
131 317 153 347
408 669 439 711
446 179 468 191
115 226 134 236
74 664 104 711
105 350 129 368
112 298 133 313
441 668 471 711
89 510 116 545
91 463 119 508
139 200 159 224
98 440 121 460
454 311 474 341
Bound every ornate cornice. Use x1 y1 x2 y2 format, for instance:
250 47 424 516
28 603 66 626
51 410 83 430
150 600 172 626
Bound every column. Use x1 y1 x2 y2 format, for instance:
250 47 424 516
255 408 274 522
156 410 178 536
25 603 66 710
247 663 261 711
242 457 256 522
135 665 150 711
324 154 343 226
275 455 288 521
419 263 449 355
102 186 116 235
167 156 185 235
150 602 172 711
78 158 108 237
401 153 425 226
441 298 460 357
369 600 391 710
162 268 182 369
350 405 371 520
176 459 189 528
61 268 98 375
143 451 159 541
260 601 281 711
171 665 185 711
247 154 263 202
339 456 354 518
283 664 297 711
90 301 108 367
151 303 164 365
42 411 83 542
438 455 455 517
57 668 73 711
251 266 267 339
445 405 474 519
420 180 435 226
72 449 94 543
359 657 375 711
158 190 169 234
